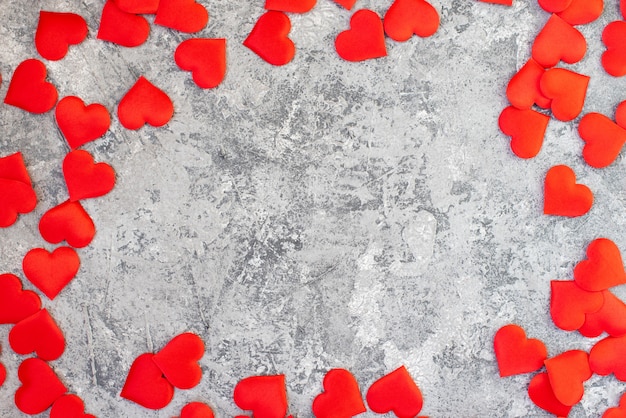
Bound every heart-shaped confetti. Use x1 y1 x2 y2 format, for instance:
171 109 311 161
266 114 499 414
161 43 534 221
152 332 204 390
118 76 174 130
538 0 573 13
0 152 33 186
366 366 423 418
265 0 316 13
121 353 175 410
574 238 626 292
0 350 5 388
539 68 589 122
531 14 586 69
9 308 65 361
15 357 68 415
545 350 591 406
35 11 88 61
527 372 573 417
494 324 547 377
312 368 366 418
578 113 626 168
244 11 295 66
50 394 96 418
178 402 215 418
543 165 593 217
39 200 95 248
383 0 439 42
498 106 550 159
22 247 80 300
4 59 58 114
550 280 603 331
113 0 159 14
557 0 603 26
605 393 626 417
55 96 111 149
155 0 209 33
589 334 626 381
0 273 41 324
63 150 116 201
97 0 150 47
233 375 288 418
175 38 227 89
602 21 626 78
506 58 551 110
579 290 626 338
0 178 37 228
335 9 387 62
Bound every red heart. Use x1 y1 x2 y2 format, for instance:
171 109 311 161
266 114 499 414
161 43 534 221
121 353 175 409
605 393 626 417
557 0 603 26
531 14 586 69
623 0 626 20
265 0 316 13
175 38 227 89
312 368 366 418
155 0 209 33
540 68 589 122
617 100 626 130
578 113 626 169
498 106 550 159
39 200 95 248
333 0 357 10
63 150 116 201
543 165 593 217
602 21 626 78
0 273 41 324
233 375 288 418
365 366 423 418
506 58 551 109
244 11 295 66
179 402 215 418
15 357 68 415
9 308 65 361
22 246 80 299
4 59 58 114
0 178 37 228
545 350 591 406
97 0 150 47
493 324 547 377
527 372 572 417
35 11 88 61
335 9 387 62
550 280 603 331
589 334 626 381
50 394 96 418
579 290 626 338
538 0 572 13
0 152 33 186
118 76 174 130
0 360 5 389
152 332 204 389
113 0 159 14
383 0 439 42
55 96 111 149
574 238 626 292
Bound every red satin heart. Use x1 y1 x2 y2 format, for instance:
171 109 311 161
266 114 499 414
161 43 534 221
498 106 550 159
622 0 626 20
531 14 586 69
15 357 68 415
538 0 572 13
265 0 316 13
366 366 423 418
155 0 209 33
0 178 37 228
605 393 626 417
506 58 551 109
332 0 357 10
550 280 603 331
234 375 288 418
113 0 159 14
9 308 65 361
579 290 626 338
121 353 175 409
494 324 547 377
540 68 589 122
574 238 626 292
589 334 626 381
578 113 626 169
545 350 592 406
22 246 80 300
50 394 96 418
557 0 603 26
543 165 593 217
63 150 116 201
0 358 5 388
617 100 626 130
383 0 439 41
175 38 227 89
528 372 572 417
0 152 33 186
55 96 111 149
35 11 88 61
152 332 204 389
39 200 96 248
97 0 150 47
179 402 215 418
118 76 174 130
602 21 626 78
0 273 41 324
312 368 366 418
335 9 387 62
244 11 295 66
4 59 58 114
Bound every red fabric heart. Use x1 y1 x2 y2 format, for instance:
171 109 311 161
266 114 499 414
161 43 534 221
4 59 58 114
602 21 626 78
39 200 96 248
333 0 357 10
9 308 65 361
0 152 33 186
589 334 626 381
557 0 603 26
233 375 288 418
579 113 626 169
35 11 88 61
550 280 603 331
152 332 204 389
22 247 80 300
312 368 366 418
528 372 572 417
113 0 159 14
579 290 626 338
494 324 547 377
50 394 96 418
605 393 626 417
244 11 295 66
0 178 37 228
538 0 572 13
540 68 589 122
617 100 626 130
15 357 68 415
179 402 215 418
97 0 150 47
55 96 111 149
335 9 387 62
498 106 550 159
265 0 316 13
0 273 41 324
574 238 626 292
545 350 592 406
383 0 439 42
175 38 227 89
118 76 174 130
543 165 593 217
622 0 626 20
531 14 586 69
121 353 175 409
0 359 5 389
506 58 551 109
63 150 116 201
365 366 423 418
155 0 209 33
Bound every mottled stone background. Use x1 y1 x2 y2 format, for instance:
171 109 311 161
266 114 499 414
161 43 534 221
1 0 626 416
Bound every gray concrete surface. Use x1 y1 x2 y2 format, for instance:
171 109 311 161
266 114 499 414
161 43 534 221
1 0 626 416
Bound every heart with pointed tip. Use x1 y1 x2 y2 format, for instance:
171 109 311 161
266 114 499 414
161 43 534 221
574 238 626 292
543 165 593 217
602 21 626 77
118 76 174 130
121 353 175 410
545 350 592 406
0 273 41 324
55 96 111 149
506 58 551 109
494 324 547 377
532 14 586 69
152 332 204 389
528 372 572 417
39 200 95 248
22 247 80 300
335 9 387 62
63 150 116 201
4 59 58 114
9 308 65 361
234 375 288 418
550 280 603 331
244 11 295 66
35 11 88 61
557 0 603 25
312 368 366 418
175 38 227 89
50 394 96 418
366 366 423 418
97 0 150 47
579 290 626 338
15 358 68 415
155 0 208 33
383 0 439 41
498 106 550 159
